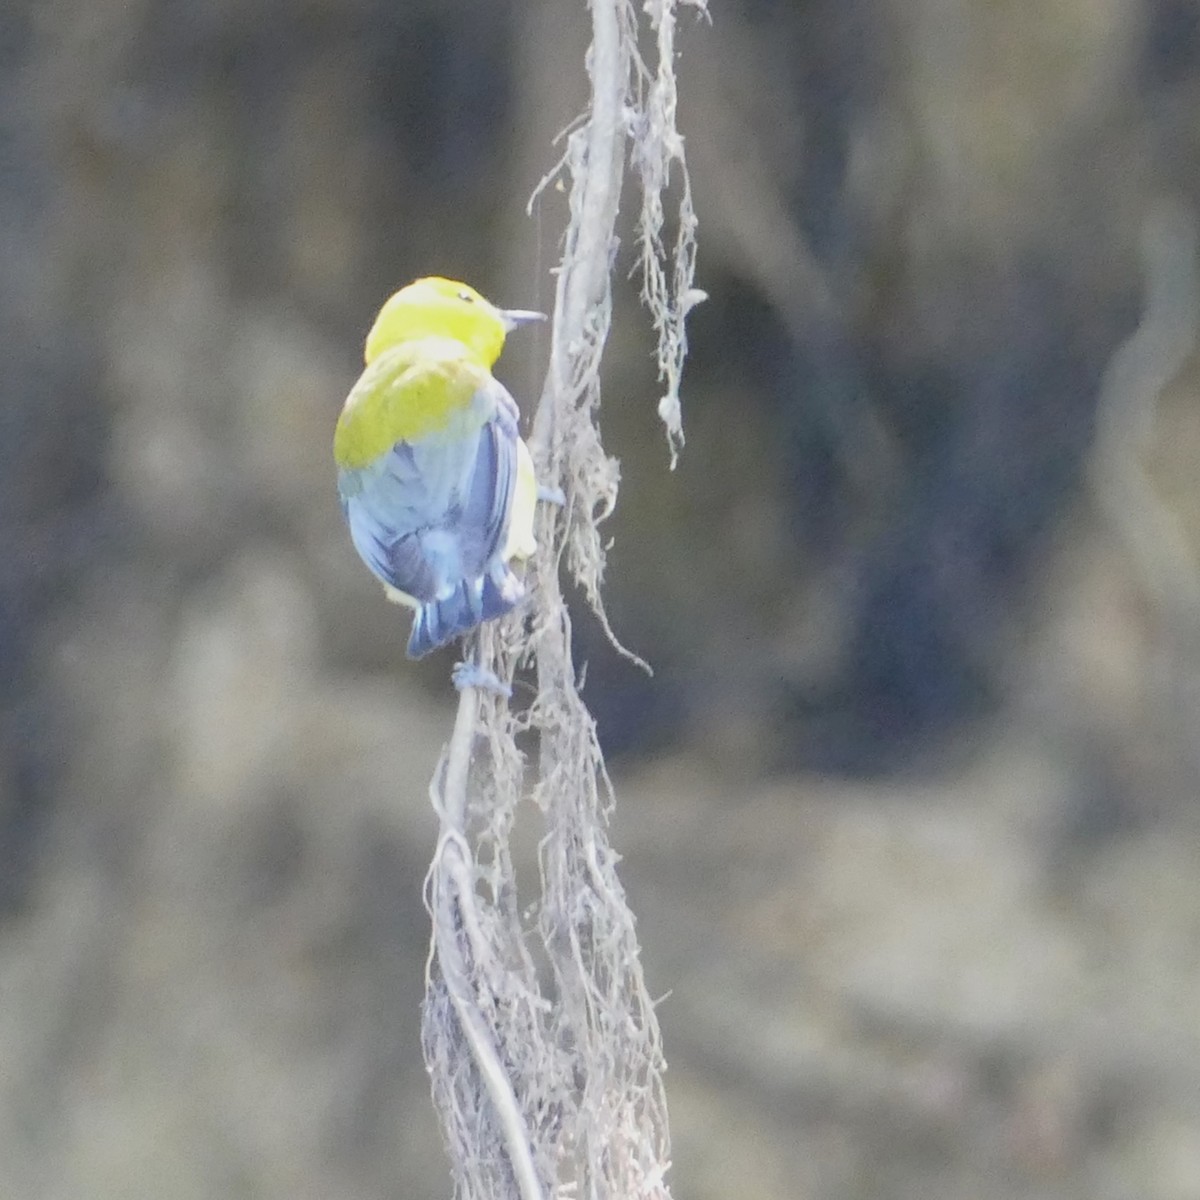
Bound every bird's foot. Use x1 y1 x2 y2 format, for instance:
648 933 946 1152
537 484 566 506
452 661 512 697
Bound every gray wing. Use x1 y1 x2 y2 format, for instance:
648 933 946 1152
338 378 520 601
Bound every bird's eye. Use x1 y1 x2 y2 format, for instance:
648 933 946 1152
457 290 475 304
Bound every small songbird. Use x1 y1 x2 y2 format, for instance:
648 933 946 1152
334 277 544 658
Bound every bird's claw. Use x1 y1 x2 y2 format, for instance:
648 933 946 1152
452 661 512 697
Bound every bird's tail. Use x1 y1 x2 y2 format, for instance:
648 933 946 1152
406 564 527 658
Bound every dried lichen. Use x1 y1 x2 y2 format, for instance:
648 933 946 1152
422 2 706 1196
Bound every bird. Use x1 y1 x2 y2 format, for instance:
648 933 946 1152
334 276 545 658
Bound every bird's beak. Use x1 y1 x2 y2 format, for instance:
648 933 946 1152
500 308 547 331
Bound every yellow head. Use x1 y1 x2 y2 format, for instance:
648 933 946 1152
364 277 544 368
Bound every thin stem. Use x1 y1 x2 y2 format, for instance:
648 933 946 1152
432 686 545 1200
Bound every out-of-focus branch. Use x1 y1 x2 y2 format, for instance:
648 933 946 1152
1091 199 1200 633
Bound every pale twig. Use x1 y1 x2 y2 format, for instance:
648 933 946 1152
427 689 546 1200
421 1 705 1195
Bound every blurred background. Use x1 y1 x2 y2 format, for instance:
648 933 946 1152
3 0 1200 1196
